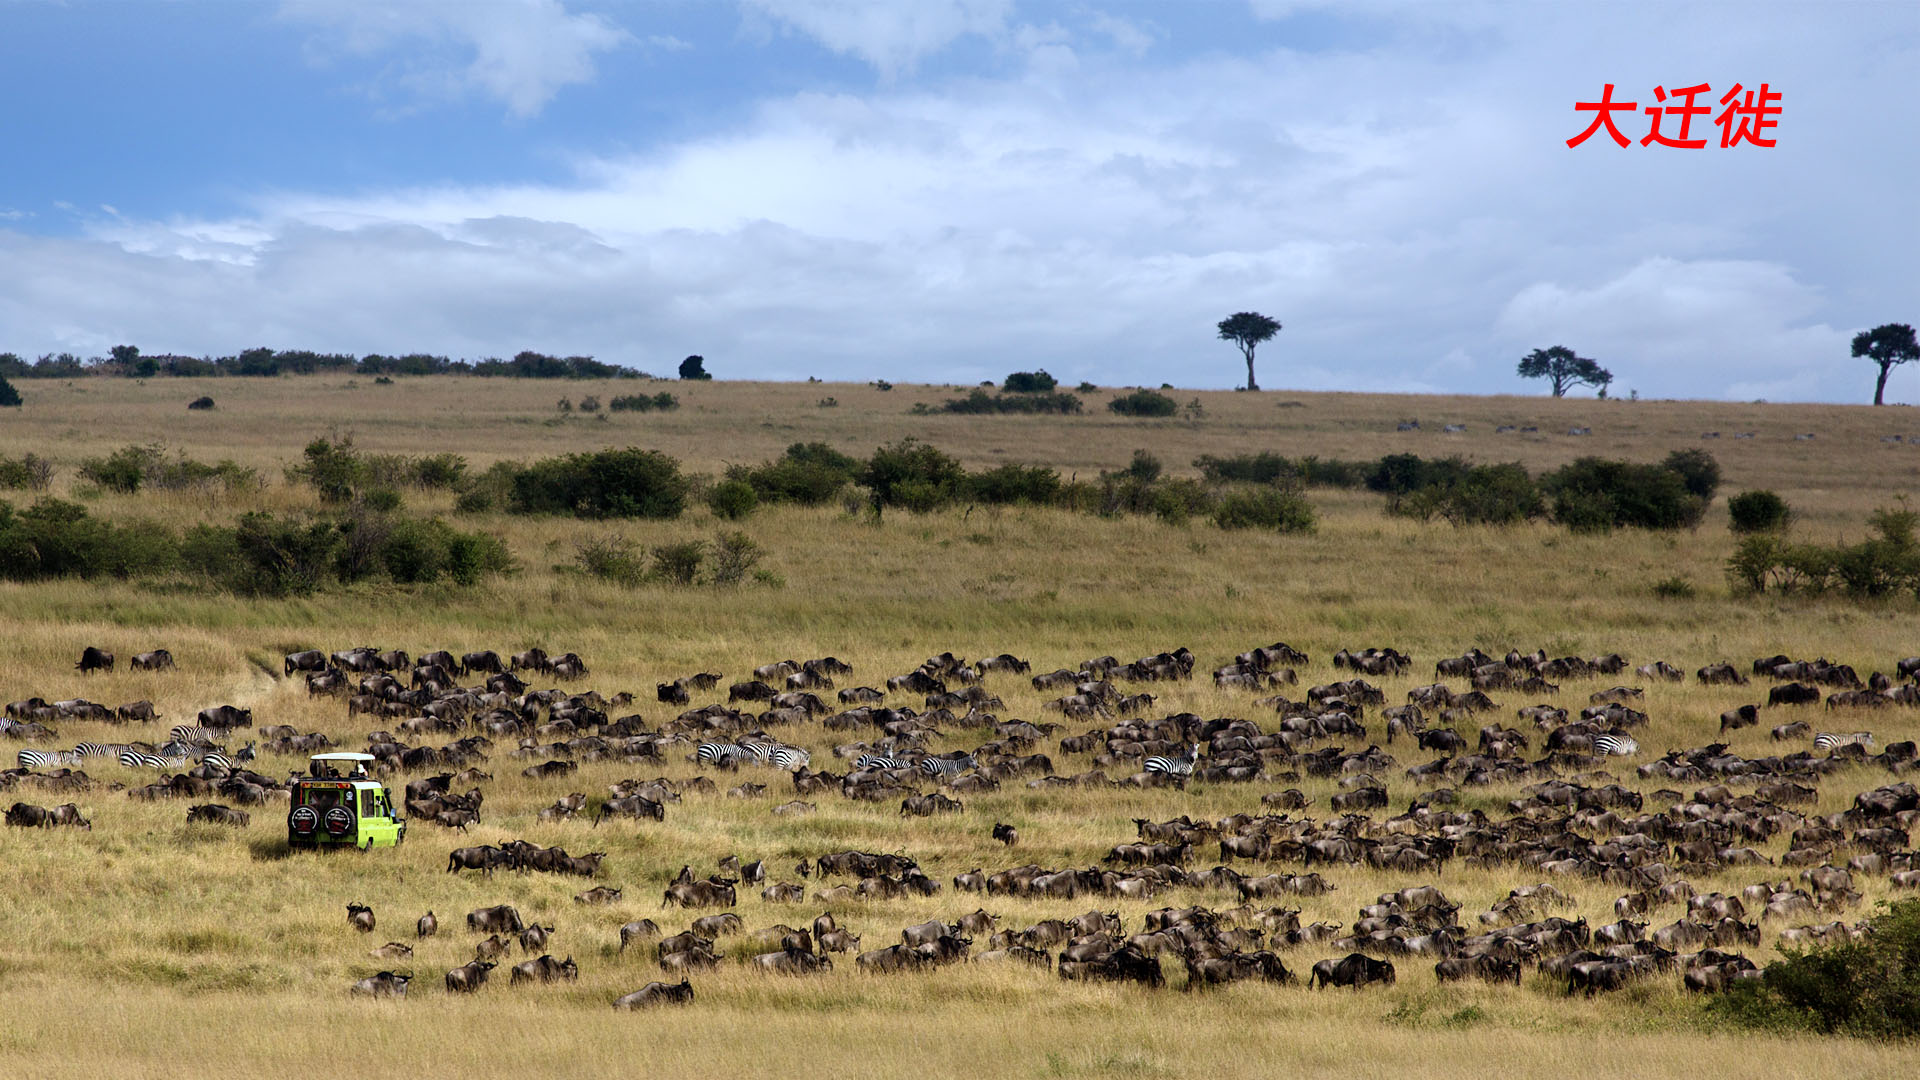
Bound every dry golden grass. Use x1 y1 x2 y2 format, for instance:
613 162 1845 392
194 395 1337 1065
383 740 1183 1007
0 376 1916 1077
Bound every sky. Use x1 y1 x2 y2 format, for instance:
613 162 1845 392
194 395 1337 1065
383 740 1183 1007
0 0 1914 401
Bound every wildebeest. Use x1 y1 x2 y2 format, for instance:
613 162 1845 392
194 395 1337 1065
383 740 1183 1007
993 822 1019 846
460 651 505 676
576 886 622 905
466 905 525 934
1309 953 1395 990
368 942 413 962
186 804 250 827
130 649 175 671
197 705 253 730
448 845 513 876
285 650 327 676
347 903 376 933
444 960 496 993
613 979 694 1009
619 920 661 952
76 647 114 674
417 911 438 938
509 954 578 985
1769 682 1821 707
663 869 737 909
349 971 411 998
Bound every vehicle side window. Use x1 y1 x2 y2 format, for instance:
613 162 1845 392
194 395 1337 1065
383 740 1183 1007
360 790 374 817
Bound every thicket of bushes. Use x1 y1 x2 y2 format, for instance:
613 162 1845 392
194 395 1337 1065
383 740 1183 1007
0 497 509 595
1192 449 1718 531
1107 389 1178 417
0 452 53 491
927 388 1085 415
1728 505 1920 597
1710 899 1920 1038
1002 370 1057 393
80 444 260 496
0 347 650 380
608 391 679 412
1729 489 1791 533
570 531 770 588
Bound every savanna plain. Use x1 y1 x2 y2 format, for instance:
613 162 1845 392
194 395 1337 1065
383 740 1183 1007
2 375 1918 1079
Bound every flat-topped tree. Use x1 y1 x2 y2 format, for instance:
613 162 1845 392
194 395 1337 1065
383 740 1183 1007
1217 312 1281 391
1518 345 1612 397
1853 323 1919 405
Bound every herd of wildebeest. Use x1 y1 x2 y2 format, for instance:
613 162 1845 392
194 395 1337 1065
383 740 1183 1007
5 638 1920 1008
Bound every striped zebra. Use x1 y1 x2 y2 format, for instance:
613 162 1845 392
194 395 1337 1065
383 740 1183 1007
1814 731 1874 751
918 753 976 779
733 740 780 764
1143 744 1198 778
855 753 910 771
1593 733 1640 757
768 745 812 771
696 742 755 767
200 752 234 772
168 725 224 747
74 742 132 760
120 750 189 770
17 748 82 769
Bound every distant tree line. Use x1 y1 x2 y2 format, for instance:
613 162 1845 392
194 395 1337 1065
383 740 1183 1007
0 346 659 380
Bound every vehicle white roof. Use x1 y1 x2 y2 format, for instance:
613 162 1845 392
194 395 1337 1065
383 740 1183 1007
309 752 376 763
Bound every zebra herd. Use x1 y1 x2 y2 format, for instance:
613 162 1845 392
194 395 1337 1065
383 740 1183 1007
696 740 812 772
17 728 256 772
853 752 978 779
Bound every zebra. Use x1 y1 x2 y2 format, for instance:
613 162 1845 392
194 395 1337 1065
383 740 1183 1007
1814 731 1874 751
168 725 224 747
1593 733 1640 757
17 748 81 769
855 753 910 772
696 742 755 768
235 741 257 763
1143 744 1199 778
768 745 812 771
200 752 234 772
74 742 131 760
119 750 189 770
917 753 976 779
733 740 780 764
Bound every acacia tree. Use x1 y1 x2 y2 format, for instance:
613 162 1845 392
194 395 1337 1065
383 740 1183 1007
1517 345 1612 397
1853 323 1919 405
1217 312 1281 391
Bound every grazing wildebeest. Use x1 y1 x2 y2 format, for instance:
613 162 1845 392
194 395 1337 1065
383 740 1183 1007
509 954 578 985
519 925 555 954
613 980 694 1009
131 649 175 671
76 647 114 674
1769 682 1821 707
418 912 438 938
576 886 622 905
444 960 496 993
349 971 411 998
619 920 661 952
347 903 376 934
285 650 327 676
466 905 525 934
460 651 505 677
186 804 250 827
448 845 513 876
1309 953 1395 990
993 822 1019 846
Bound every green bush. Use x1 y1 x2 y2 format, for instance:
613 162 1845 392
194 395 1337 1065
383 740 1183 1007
1124 450 1162 483
1727 506 1920 597
966 464 1061 505
1542 457 1707 532
609 391 679 412
1709 899 1920 1037
0 375 20 407
1211 488 1316 532
0 453 52 491
735 443 861 506
938 388 1083 414
78 446 151 494
571 535 648 587
1002 370 1057 393
650 540 706 584
709 531 763 586
0 500 179 580
509 447 689 519
1663 448 1723 500
708 478 759 520
1729 489 1791 533
860 438 966 509
1651 575 1696 599
1107 389 1178 417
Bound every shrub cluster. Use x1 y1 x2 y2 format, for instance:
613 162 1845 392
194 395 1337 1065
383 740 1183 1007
728 443 863 507
508 448 690 520
0 499 177 580
1728 489 1791 533
1710 899 1920 1037
1728 505 1920 597
570 531 768 588
0 453 53 491
1002 370 1057 393
79 444 260 496
1107 389 1178 417
0 347 650 380
1543 454 1711 532
608 392 680 412
927 388 1083 415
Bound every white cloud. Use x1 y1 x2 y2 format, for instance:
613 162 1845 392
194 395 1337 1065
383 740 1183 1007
280 0 630 117
740 0 1011 77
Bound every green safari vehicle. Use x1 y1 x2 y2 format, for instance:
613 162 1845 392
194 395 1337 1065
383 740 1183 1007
288 752 406 849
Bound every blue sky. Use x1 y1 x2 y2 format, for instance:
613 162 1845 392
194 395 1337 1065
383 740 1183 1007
1 0 1915 401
